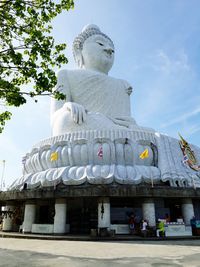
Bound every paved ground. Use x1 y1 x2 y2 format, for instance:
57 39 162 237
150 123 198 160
0 238 200 267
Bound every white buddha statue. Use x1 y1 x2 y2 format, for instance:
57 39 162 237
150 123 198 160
9 25 200 190
51 24 138 136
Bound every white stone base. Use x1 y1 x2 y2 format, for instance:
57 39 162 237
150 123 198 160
32 224 54 234
110 224 129 234
31 224 70 234
165 224 192 237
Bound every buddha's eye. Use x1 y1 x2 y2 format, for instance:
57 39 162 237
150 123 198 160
97 42 104 46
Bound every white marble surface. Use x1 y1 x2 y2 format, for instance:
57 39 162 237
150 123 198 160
9 129 200 189
51 24 137 135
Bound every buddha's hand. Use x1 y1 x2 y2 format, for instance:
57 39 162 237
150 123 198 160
64 102 87 124
126 86 132 96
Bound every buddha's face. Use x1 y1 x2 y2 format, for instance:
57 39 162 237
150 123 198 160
81 34 114 74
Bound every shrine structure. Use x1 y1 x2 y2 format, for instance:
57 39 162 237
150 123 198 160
0 25 200 236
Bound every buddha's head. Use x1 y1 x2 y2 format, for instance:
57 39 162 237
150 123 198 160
73 24 115 74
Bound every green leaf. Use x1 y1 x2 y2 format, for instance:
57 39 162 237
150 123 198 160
0 0 74 131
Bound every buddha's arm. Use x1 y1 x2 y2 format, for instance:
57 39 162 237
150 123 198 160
51 70 86 126
51 70 69 126
51 70 71 112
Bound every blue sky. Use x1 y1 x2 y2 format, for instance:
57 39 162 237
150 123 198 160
0 0 200 187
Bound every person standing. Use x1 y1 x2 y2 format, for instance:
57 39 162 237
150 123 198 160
128 214 135 235
141 219 148 237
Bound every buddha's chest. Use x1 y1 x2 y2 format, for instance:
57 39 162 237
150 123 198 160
69 72 127 101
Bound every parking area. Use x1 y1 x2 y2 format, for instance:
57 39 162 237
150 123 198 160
0 237 200 266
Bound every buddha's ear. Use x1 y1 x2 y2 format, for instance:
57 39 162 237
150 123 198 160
74 49 84 68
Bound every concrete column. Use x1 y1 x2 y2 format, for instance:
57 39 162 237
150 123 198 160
2 205 15 231
53 199 67 234
23 203 36 233
98 197 110 229
142 198 156 227
182 198 195 225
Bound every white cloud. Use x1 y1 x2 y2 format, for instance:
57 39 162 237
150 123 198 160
153 49 191 74
161 106 200 128
134 48 196 127
184 124 200 137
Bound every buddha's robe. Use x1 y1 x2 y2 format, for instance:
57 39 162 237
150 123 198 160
69 69 131 118
51 69 136 135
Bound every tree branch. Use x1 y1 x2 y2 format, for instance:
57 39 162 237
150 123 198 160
0 45 31 55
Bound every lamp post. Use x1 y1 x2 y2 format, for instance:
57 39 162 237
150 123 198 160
1 160 6 190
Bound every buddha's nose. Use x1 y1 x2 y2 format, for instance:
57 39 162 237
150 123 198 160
104 48 114 55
